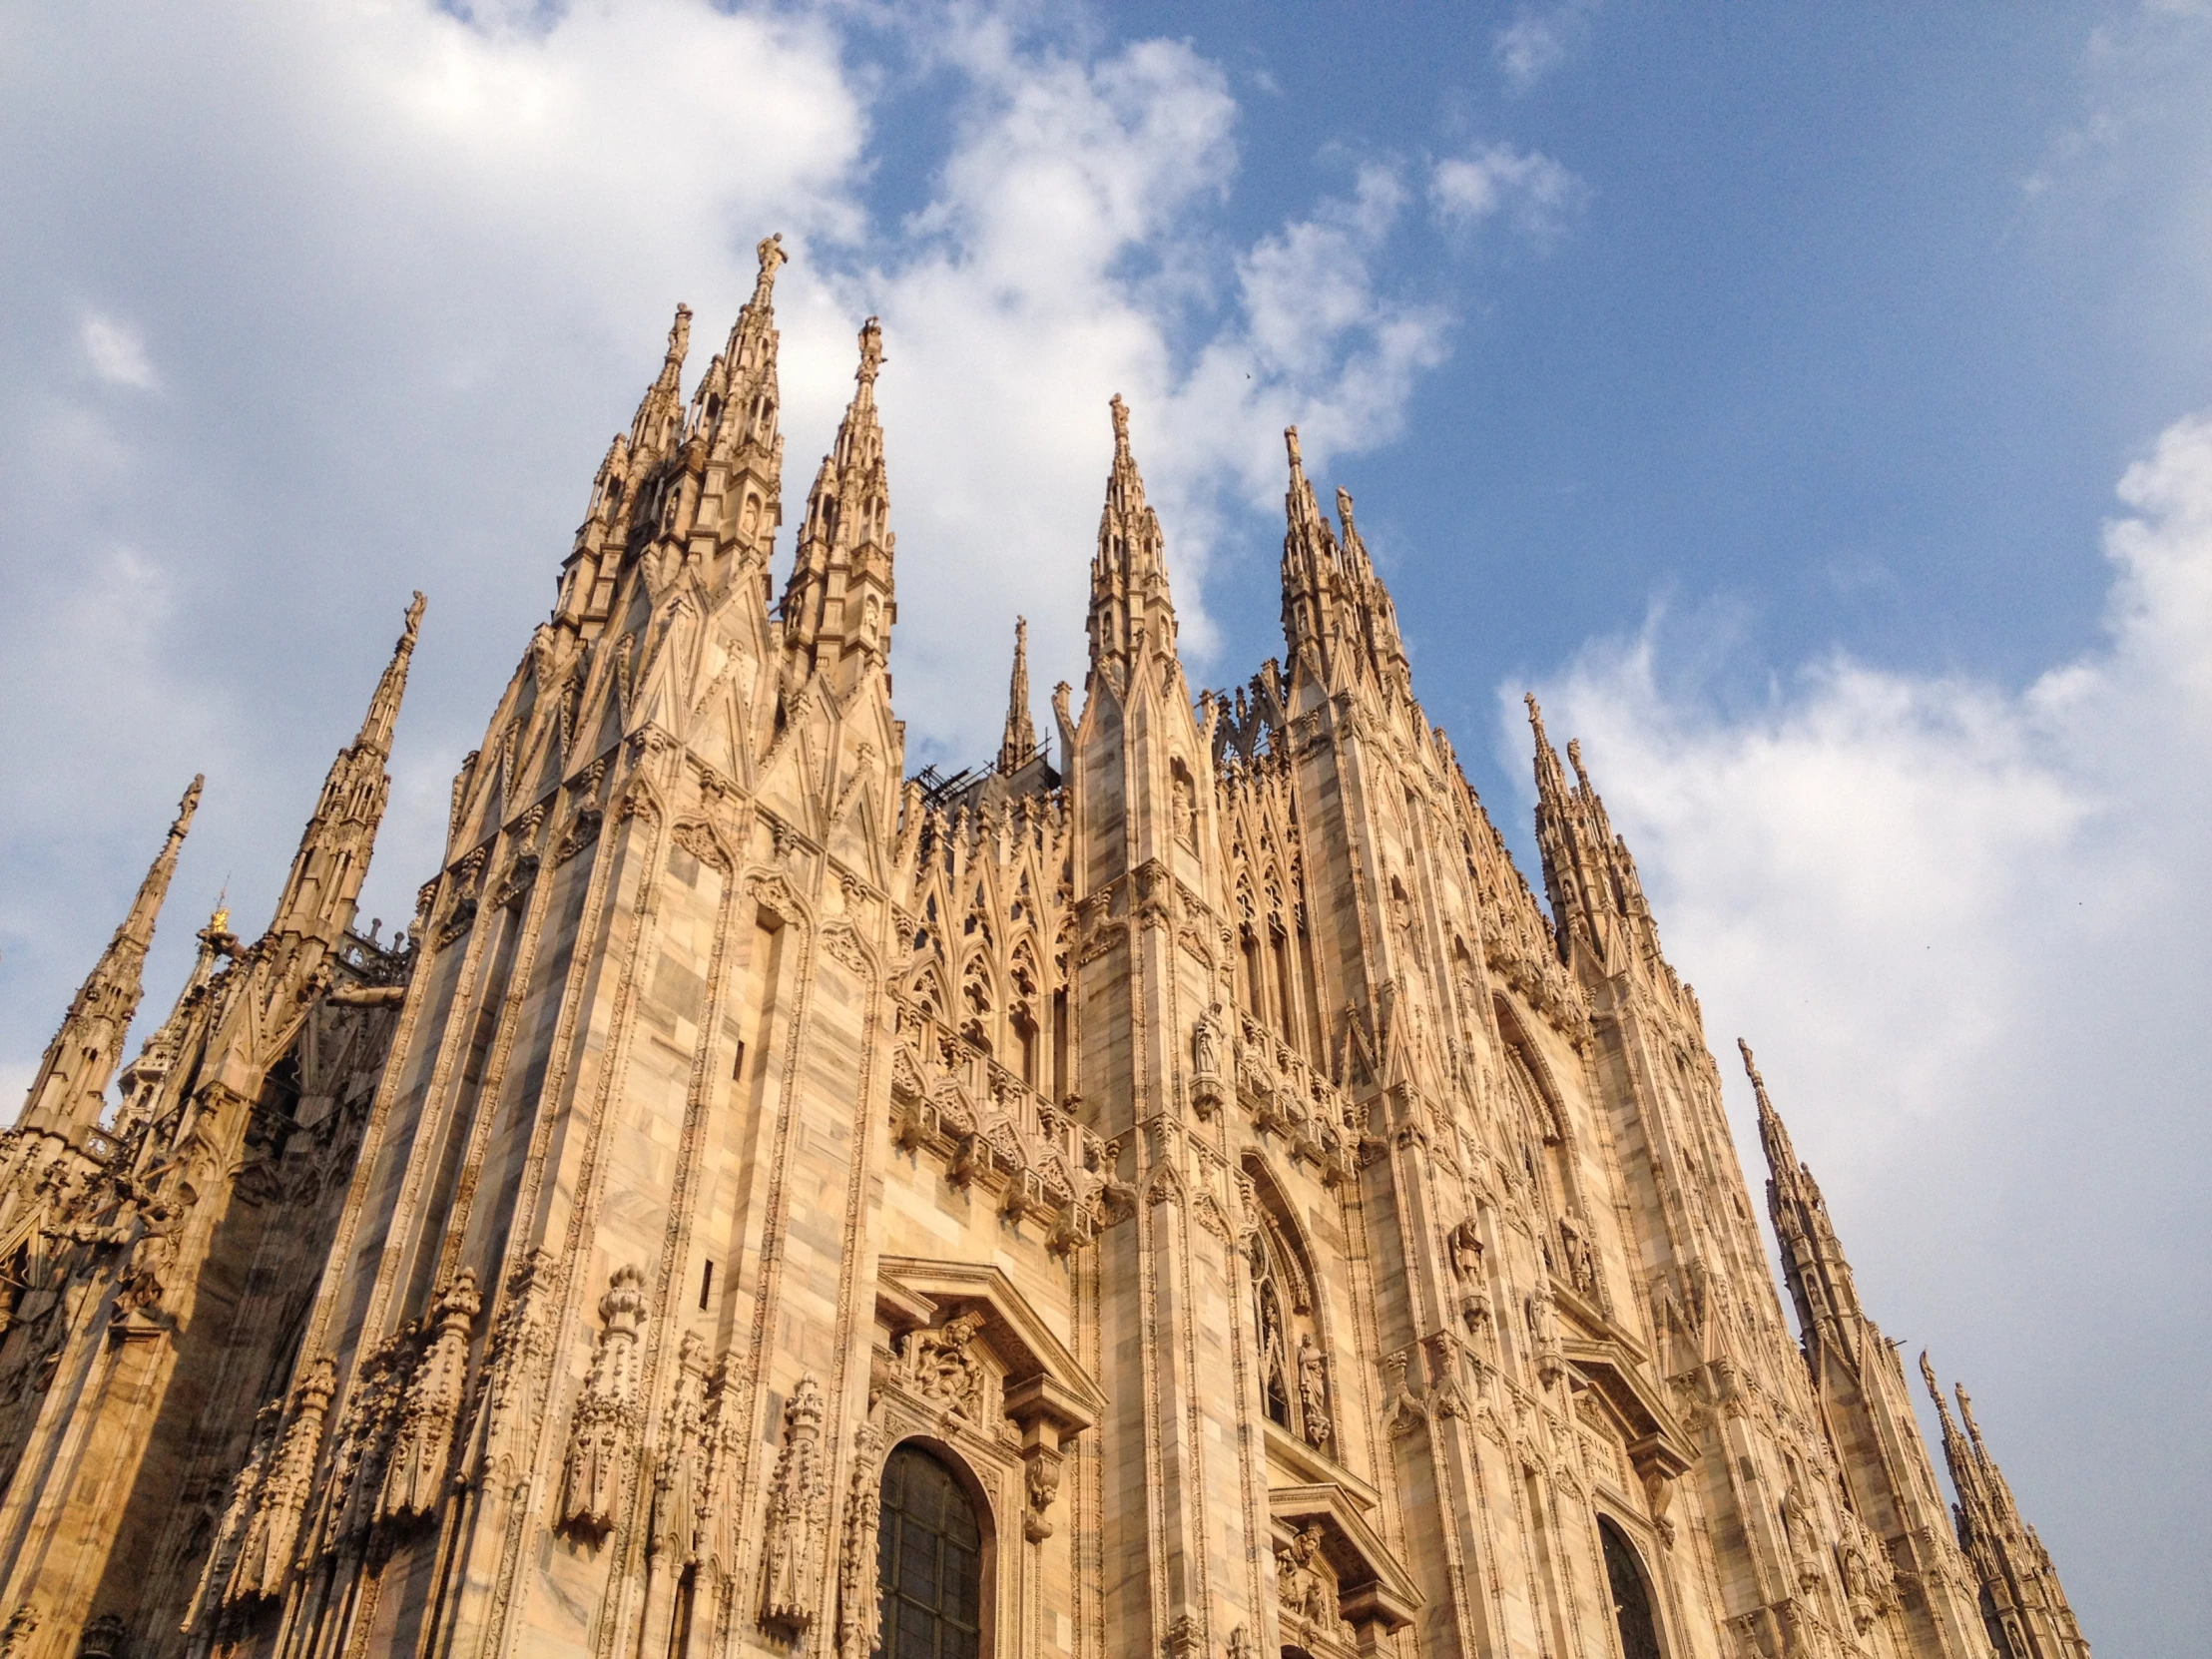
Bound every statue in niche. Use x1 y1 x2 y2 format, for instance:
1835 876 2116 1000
1171 765 1199 852
1192 1008 1220 1080
1297 1334 1333 1452
1559 1217 1598 1297
1258 1282 1292 1428
1447 1219 1484 1283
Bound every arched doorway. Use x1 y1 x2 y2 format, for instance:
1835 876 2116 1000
1599 1518 1663 1659
879 1442 985 1659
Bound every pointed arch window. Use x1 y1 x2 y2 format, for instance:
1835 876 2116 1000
1244 1166 1336 1455
879 1443 985 1659
1599 1518 1663 1659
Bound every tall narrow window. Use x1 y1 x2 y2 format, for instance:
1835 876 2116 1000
1600 1519 1663 1659
1050 988 1068 1103
879 1444 984 1659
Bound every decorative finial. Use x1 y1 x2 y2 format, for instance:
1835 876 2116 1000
855 316 884 386
668 303 693 359
1919 1351 1942 1403
1110 393 1130 455
1285 425 1303 469
1335 485 1356 535
401 590 426 647
1737 1037 1764 1089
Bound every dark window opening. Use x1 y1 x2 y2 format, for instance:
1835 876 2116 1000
699 1260 715 1311
1600 1518 1663 1659
878 1444 983 1659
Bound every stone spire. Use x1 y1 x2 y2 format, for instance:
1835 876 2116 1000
1278 426 1346 681
782 317 894 691
1742 1039 1865 1355
18 775 202 1138
630 302 693 469
702 233 788 574
1524 697 1659 975
1333 484 1411 696
1922 1356 2091 1659
998 616 1038 774
1085 394 1179 690
263 592 423 956
1276 429 1411 699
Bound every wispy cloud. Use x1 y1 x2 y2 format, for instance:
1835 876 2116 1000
1430 144 1589 246
1493 0 1600 89
81 314 158 389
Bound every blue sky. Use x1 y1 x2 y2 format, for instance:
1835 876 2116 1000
3 3 2207 1650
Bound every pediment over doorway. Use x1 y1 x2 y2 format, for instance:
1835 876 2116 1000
875 1256 1105 1435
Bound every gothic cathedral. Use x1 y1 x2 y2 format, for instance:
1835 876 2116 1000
0 237 2089 1659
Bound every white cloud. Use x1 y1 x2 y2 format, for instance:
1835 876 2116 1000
1493 0 1600 89
1513 410 2212 1626
1430 145 1588 246
81 314 158 389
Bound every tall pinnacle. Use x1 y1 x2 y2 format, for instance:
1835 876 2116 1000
1279 426 1344 679
999 616 1038 774
1743 1038 1865 1350
629 302 693 464
357 591 425 758
19 776 203 1137
1087 394 1179 687
265 591 424 950
1740 1037 1798 1175
782 317 894 690
702 233 789 575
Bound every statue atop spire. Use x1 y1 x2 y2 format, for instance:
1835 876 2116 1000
999 617 1038 774
754 231 787 299
856 315 884 388
17 775 203 1138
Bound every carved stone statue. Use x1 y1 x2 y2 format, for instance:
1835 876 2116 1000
904 1309 988 1421
1297 1333 1333 1452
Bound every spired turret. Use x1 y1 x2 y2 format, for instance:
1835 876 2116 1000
998 616 1038 775
1085 394 1180 695
1276 427 1411 701
783 317 895 692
